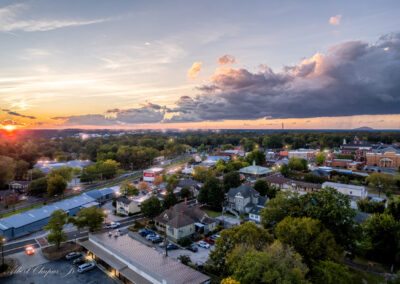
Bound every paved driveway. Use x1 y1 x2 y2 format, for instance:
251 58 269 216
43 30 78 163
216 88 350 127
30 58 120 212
3 258 118 284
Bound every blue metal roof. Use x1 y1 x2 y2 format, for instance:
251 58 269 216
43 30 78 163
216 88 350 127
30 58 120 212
0 194 95 229
84 189 102 199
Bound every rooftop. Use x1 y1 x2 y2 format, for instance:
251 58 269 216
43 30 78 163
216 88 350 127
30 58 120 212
84 232 210 284
239 161 272 175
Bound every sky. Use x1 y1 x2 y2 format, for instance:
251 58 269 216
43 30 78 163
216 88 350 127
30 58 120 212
1 0 400 130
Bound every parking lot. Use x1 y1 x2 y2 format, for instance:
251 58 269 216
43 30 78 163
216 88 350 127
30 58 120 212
129 231 213 265
3 258 118 284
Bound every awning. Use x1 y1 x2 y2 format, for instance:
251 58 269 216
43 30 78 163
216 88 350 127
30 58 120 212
80 240 127 270
119 267 153 284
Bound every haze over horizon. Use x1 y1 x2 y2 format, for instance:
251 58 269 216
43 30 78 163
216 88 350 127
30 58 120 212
1 0 400 130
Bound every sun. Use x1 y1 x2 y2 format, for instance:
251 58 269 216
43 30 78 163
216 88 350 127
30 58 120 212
3 124 16 132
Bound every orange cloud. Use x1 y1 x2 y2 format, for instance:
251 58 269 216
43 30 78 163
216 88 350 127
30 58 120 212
187 62 202 80
329 14 342 25
217 54 236 65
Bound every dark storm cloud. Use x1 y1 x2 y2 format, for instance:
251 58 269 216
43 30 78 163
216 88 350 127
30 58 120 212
167 33 400 122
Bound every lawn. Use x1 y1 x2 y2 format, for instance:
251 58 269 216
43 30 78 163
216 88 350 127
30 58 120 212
205 210 237 219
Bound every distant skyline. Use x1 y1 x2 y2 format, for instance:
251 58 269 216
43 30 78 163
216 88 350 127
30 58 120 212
1 0 400 130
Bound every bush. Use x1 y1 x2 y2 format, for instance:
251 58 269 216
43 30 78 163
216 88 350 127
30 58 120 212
178 237 192 247
357 199 385 214
177 255 191 265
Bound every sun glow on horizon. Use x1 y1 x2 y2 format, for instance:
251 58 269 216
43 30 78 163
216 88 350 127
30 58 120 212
2 124 17 132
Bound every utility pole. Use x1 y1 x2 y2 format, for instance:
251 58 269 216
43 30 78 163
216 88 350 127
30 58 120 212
164 226 168 257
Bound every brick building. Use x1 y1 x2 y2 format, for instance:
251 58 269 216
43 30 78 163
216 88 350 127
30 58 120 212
366 147 400 168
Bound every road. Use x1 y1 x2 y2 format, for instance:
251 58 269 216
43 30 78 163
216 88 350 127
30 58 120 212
2 198 198 257
2 215 143 257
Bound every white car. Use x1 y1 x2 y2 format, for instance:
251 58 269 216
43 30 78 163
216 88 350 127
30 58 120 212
146 234 160 241
65 252 81 260
77 262 96 273
106 222 120 229
197 240 210 249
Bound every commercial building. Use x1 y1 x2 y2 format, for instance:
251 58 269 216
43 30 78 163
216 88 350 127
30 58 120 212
0 194 97 239
238 161 272 177
366 147 400 169
143 168 164 182
322 182 367 199
79 232 210 284
34 159 93 174
265 174 322 195
288 149 317 160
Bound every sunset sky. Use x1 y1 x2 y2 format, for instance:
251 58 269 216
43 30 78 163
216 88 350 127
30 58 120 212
1 0 400 130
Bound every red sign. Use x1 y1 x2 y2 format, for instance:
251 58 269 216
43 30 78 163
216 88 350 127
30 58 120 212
143 172 155 178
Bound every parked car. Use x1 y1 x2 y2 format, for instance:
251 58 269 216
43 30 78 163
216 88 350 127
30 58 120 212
152 237 163 244
146 234 159 241
72 257 86 266
106 222 120 229
203 237 215 245
210 234 220 242
187 245 198 252
139 229 154 237
197 241 210 249
65 252 81 260
77 262 96 273
167 244 179 250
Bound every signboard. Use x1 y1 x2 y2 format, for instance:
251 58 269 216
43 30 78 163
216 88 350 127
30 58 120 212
143 171 155 182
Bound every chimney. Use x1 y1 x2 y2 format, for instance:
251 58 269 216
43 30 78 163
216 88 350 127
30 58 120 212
184 197 187 205
180 210 184 216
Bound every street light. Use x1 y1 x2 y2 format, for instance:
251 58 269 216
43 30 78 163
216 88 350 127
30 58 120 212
1 237 6 266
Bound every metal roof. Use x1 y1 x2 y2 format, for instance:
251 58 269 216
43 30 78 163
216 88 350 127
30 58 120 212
0 194 95 229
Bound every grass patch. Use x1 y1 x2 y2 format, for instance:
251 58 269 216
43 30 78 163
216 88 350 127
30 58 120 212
205 210 237 219
349 268 386 284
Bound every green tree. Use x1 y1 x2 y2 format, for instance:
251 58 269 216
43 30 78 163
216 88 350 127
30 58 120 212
357 199 385 214
31 168 45 180
275 217 340 265
223 171 242 192
49 167 73 182
177 254 191 265
198 176 224 210
227 241 309 284
310 260 352 284
15 160 29 180
315 152 326 166
97 159 120 179
27 177 48 195
263 135 283 149
162 190 178 209
73 207 106 232
280 164 291 177
141 196 162 220
44 209 68 249
366 172 395 196
386 199 400 221
47 175 67 197
254 179 268 196
288 157 308 171
0 156 15 188
361 213 400 266
246 150 266 165
209 222 273 276
179 187 191 199
193 166 214 182
261 191 302 229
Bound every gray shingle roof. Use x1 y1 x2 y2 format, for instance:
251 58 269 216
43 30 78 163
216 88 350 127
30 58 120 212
227 184 259 198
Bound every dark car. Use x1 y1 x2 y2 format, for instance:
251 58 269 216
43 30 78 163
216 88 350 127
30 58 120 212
139 229 155 237
166 244 179 250
72 257 86 266
187 245 198 252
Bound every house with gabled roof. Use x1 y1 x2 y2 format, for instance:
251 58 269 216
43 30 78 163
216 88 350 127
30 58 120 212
154 201 216 242
226 184 267 215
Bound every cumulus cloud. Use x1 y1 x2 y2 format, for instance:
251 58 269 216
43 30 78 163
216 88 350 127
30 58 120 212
217 54 236 65
187 62 202 80
167 32 400 122
53 103 167 126
0 3 107 32
329 14 342 25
